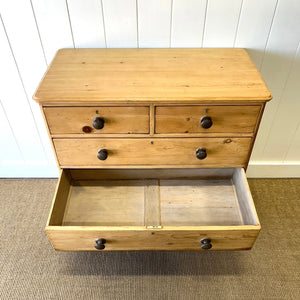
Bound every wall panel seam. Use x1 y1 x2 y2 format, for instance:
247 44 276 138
100 0 107 48
282 41 300 162
169 0 174 48
262 44 299 160
201 0 208 48
65 0 75 48
29 0 48 67
259 0 279 70
0 15 48 162
136 0 139 48
233 0 244 47
0 100 24 161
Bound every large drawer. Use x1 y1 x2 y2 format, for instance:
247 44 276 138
53 137 251 167
155 105 261 134
44 106 150 134
46 168 260 251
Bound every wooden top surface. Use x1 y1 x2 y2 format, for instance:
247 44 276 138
33 48 272 103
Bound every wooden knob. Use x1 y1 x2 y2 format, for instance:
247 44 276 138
97 149 108 161
93 117 105 129
196 148 207 160
201 116 213 129
95 238 106 250
200 238 212 250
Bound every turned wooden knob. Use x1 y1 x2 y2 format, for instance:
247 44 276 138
200 238 212 250
95 238 106 250
93 117 105 129
97 149 108 161
196 148 207 160
200 116 213 129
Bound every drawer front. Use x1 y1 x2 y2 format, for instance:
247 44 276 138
46 228 259 251
53 137 251 167
155 105 261 134
44 106 150 134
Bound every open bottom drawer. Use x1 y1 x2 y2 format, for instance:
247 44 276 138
46 168 260 251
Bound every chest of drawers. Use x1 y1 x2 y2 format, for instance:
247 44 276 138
34 48 272 251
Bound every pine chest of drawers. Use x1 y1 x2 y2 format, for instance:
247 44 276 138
34 49 272 251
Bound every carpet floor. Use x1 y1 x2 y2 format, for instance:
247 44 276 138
0 178 299 300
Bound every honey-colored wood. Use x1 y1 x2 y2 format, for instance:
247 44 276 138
47 169 72 226
40 100 268 106
44 106 149 134
40 105 61 168
33 48 272 103
35 49 271 252
50 132 254 138
53 137 251 167
62 180 145 226
244 103 266 170
149 104 155 136
160 179 243 226
46 227 260 251
155 105 261 134
144 180 160 226
45 168 260 251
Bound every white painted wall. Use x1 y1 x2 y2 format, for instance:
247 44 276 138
0 0 299 178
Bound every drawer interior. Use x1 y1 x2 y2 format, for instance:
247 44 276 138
49 168 259 228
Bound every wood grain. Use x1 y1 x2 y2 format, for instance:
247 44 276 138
53 137 252 167
233 168 260 226
62 180 145 226
144 180 160 226
46 167 260 251
155 105 261 134
33 48 272 103
160 179 243 226
44 106 149 134
46 227 260 251
47 169 72 226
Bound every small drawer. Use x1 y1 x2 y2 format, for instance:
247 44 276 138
155 105 261 134
53 137 251 167
44 106 150 134
46 168 260 251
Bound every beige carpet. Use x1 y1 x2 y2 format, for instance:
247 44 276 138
0 178 299 300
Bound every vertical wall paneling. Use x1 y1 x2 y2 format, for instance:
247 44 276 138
264 43 300 161
31 0 74 64
0 19 46 162
286 122 300 162
0 0 56 164
138 0 172 48
235 0 278 68
203 0 243 47
67 0 106 48
250 0 300 162
102 0 137 48
171 0 207 48
0 0 299 177
0 102 23 163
